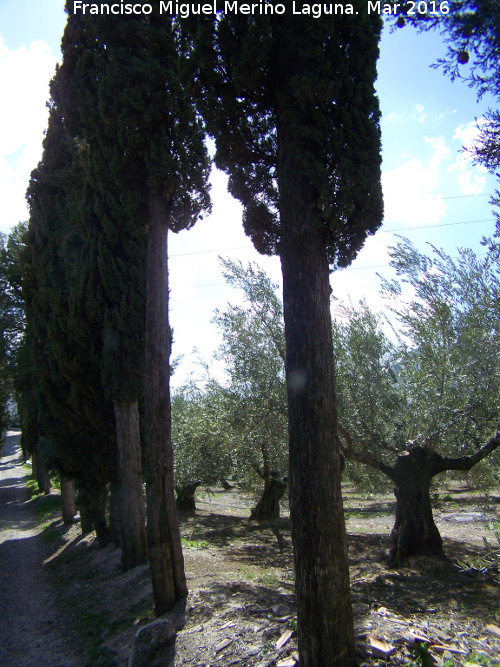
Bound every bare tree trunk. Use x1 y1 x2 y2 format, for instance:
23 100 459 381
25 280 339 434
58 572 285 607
60 474 76 524
144 193 187 616
250 473 287 521
176 481 201 513
276 61 355 665
109 481 122 547
31 450 39 483
114 400 147 571
92 484 111 548
37 459 51 495
78 481 111 547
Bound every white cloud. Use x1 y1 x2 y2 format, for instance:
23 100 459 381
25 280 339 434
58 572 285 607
0 37 58 233
447 120 487 196
453 120 484 149
382 136 449 227
412 104 427 124
383 112 398 123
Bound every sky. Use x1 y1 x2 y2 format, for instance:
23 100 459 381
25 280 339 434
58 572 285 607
0 1 498 386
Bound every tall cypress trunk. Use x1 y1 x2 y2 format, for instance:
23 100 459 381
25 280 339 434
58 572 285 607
114 400 147 571
37 459 52 495
278 131 355 667
144 192 187 616
60 474 76 524
273 18 355 666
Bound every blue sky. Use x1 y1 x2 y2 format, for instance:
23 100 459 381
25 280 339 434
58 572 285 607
0 2 497 384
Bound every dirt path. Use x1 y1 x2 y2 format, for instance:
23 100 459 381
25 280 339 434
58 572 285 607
0 431 81 666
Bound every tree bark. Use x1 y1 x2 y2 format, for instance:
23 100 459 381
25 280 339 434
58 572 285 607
388 432 500 564
92 484 111 548
109 481 121 547
37 461 51 495
113 400 147 571
250 473 287 521
78 481 111 546
60 474 76 524
275 35 355 663
341 427 500 565
144 193 187 617
388 448 445 565
176 480 201 513
31 450 39 484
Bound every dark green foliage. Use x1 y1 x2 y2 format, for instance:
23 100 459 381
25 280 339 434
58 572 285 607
0 225 26 438
56 2 211 230
55 0 211 605
23 101 117 488
53 2 211 399
184 3 383 264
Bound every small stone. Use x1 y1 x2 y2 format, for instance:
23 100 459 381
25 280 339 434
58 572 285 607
272 605 290 616
263 626 280 639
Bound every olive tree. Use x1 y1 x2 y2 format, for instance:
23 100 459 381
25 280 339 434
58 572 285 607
213 259 288 520
337 239 500 564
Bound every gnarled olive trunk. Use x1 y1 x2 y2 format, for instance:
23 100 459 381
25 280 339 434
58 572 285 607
250 473 287 521
342 430 500 566
144 193 187 616
176 481 201 513
114 400 147 571
388 447 445 565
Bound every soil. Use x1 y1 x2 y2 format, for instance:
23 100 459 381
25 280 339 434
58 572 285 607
1 430 500 667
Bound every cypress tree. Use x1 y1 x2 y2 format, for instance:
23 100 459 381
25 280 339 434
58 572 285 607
56 3 211 611
24 101 118 542
183 6 383 664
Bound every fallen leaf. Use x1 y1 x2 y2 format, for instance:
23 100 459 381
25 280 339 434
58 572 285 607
219 621 235 630
486 624 500 638
276 629 293 650
368 633 394 656
377 606 388 616
215 638 232 653
276 659 296 667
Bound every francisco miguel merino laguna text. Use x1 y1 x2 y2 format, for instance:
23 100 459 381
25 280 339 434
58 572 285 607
73 1 396 18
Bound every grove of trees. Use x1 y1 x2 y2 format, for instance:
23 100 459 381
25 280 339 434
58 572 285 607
172 243 500 565
0 3 497 667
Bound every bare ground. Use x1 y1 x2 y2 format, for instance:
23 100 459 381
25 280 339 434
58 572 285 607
1 431 500 666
